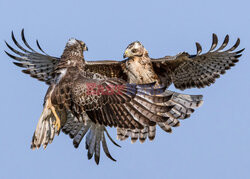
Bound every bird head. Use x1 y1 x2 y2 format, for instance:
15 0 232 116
123 41 148 58
66 38 88 52
62 38 88 65
62 38 89 65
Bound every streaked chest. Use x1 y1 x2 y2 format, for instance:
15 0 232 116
125 57 159 84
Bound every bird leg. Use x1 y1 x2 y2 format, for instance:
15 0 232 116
47 97 61 131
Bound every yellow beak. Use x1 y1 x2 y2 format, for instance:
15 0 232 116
123 49 129 58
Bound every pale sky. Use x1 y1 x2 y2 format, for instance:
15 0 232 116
0 0 249 178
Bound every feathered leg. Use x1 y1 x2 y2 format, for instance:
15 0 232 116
47 97 61 131
31 95 62 149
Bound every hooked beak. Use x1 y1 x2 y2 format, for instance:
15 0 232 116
123 49 129 58
84 46 88 51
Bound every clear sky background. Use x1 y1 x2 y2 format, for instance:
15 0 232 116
0 0 249 178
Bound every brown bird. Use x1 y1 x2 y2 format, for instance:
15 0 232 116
6 30 243 164
5 30 203 164
82 34 244 142
6 32 243 88
66 34 244 143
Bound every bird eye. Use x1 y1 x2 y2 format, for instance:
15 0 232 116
131 49 137 53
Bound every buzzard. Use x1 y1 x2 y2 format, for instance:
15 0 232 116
87 34 244 90
5 30 203 164
7 31 244 164
6 31 243 88
65 34 244 143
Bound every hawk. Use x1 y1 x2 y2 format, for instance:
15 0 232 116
6 31 243 88
64 34 244 144
5 30 203 164
86 34 244 90
5 30 244 164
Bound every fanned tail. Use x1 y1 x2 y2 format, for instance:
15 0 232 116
62 112 120 165
158 90 203 130
116 90 203 143
117 126 156 143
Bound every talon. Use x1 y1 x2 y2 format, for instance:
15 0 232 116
53 116 61 131
47 97 61 131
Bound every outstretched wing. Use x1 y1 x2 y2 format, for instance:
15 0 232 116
5 30 126 84
51 72 173 164
85 60 126 80
68 77 173 129
5 29 60 85
152 34 244 90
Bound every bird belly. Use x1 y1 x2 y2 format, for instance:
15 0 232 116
126 60 159 84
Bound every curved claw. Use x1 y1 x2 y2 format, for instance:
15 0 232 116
53 117 61 132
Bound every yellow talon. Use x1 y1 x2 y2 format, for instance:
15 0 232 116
51 105 61 131
47 97 61 131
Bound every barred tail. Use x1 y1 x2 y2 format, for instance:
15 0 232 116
116 91 203 143
158 90 203 130
117 126 156 143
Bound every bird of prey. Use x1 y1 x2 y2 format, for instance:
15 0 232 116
7 31 244 164
86 34 244 90
5 30 203 164
73 34 244 142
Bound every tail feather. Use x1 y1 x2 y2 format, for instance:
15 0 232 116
87 128 97 159
72 124 90 148
148 126 156 141
168 92 203 110
131 129 139 143
158 123 172 133
102 133 117 162
94 129 102 164
62 112 120 165
116 91 203 143
117 126 156 143
158 91 203 133
139 127 148 143
117 128 129 141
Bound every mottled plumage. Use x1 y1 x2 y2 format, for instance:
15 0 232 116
115 41 203 142
87 35 244 142
6 30 241 164
112 35 243 142
6 31 243 89
5 30 202 164
151 34 244 90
